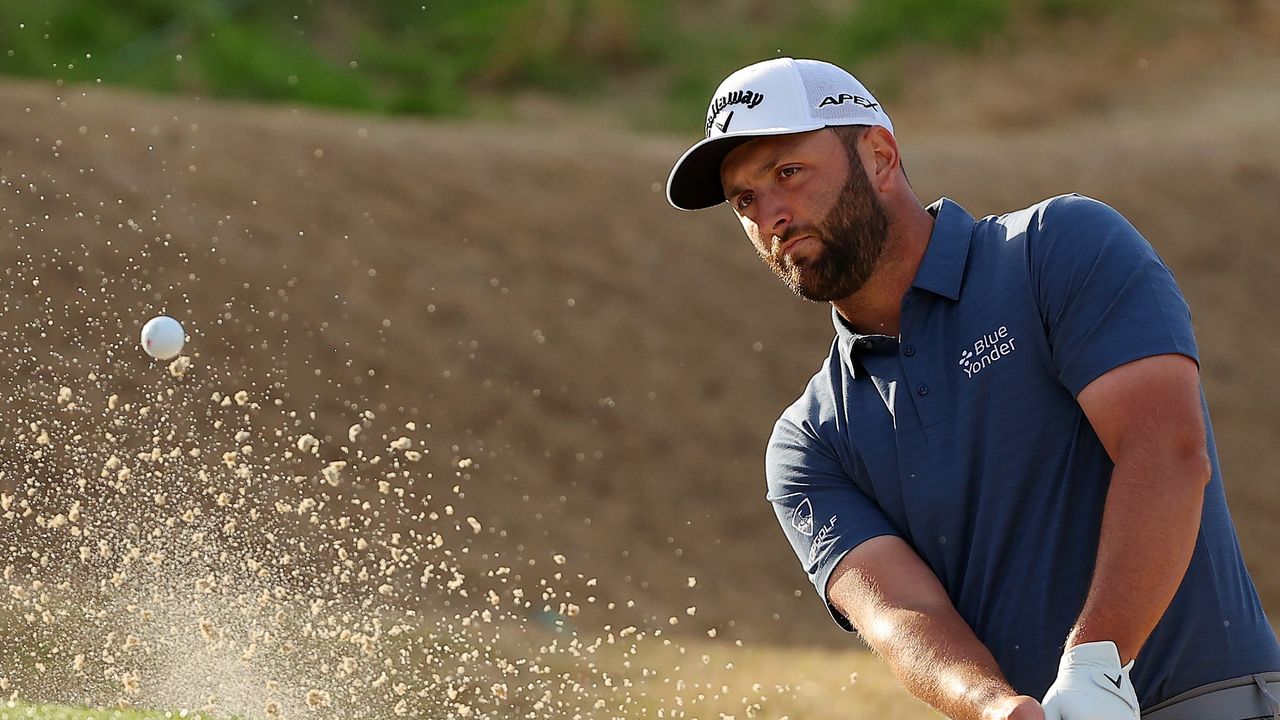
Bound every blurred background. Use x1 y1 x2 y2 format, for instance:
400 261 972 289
0 1 1278 717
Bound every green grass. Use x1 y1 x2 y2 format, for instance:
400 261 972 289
0 0 1125 129
0 702 193 720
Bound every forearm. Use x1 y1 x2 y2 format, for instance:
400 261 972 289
864 603 1019 720
828 537 1039 719
1067 448 1209 662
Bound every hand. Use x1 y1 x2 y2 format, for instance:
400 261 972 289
982 694 1045 720
1041 641 1140 719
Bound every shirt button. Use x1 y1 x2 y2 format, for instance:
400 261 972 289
855 339 871 351
916 384 929 396
902 345 915 357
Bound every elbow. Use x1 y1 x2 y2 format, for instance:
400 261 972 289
1116 432 1211 493
1186 447 1212 490
1168 436 1212 491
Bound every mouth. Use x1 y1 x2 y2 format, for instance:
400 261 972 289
778 234 816 258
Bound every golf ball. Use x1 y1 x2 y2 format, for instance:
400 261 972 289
140 315 185 360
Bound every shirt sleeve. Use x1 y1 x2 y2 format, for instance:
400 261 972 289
1030 194 1199 397
766 411 900 631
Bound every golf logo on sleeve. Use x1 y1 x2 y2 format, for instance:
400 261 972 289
792 498 814 536
808 515 840 562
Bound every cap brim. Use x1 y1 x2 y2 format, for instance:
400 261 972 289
665 124 825 211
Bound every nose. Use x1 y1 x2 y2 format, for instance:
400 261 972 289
758 192 792 241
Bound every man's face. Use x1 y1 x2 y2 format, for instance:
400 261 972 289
720 129 890 302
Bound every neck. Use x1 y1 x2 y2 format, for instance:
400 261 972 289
831 201 934 336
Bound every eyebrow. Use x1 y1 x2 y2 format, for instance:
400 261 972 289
724 152 786 202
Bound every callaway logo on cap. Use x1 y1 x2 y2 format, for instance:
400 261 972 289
666 57 894 211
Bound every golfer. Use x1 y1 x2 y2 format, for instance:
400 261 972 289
666 57 1280 719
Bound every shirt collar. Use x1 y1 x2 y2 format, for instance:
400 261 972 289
831 310 897 377
912 197 975 301
830 197 975 373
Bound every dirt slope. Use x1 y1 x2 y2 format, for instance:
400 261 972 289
1 47 1278 647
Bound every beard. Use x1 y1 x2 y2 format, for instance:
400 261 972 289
764 159 890 302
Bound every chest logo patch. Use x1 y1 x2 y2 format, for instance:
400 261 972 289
958 325 1017 379
792 498 814 537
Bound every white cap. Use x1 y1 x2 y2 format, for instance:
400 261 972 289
666 57 894 211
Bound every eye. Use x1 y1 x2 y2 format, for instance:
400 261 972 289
779 165 801 180
736 193 754 211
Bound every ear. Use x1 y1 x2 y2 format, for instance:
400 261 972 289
861 126 901 193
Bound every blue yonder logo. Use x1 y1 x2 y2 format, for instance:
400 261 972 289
958 325 1017 379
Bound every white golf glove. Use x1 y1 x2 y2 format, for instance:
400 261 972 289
1041 641 1140 720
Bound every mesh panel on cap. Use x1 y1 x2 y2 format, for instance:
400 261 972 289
797 61 890 129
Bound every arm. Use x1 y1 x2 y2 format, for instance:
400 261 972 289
828 536 1044 720
1067 353 1211 662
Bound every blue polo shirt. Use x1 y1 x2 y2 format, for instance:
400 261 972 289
765 194 1280 708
